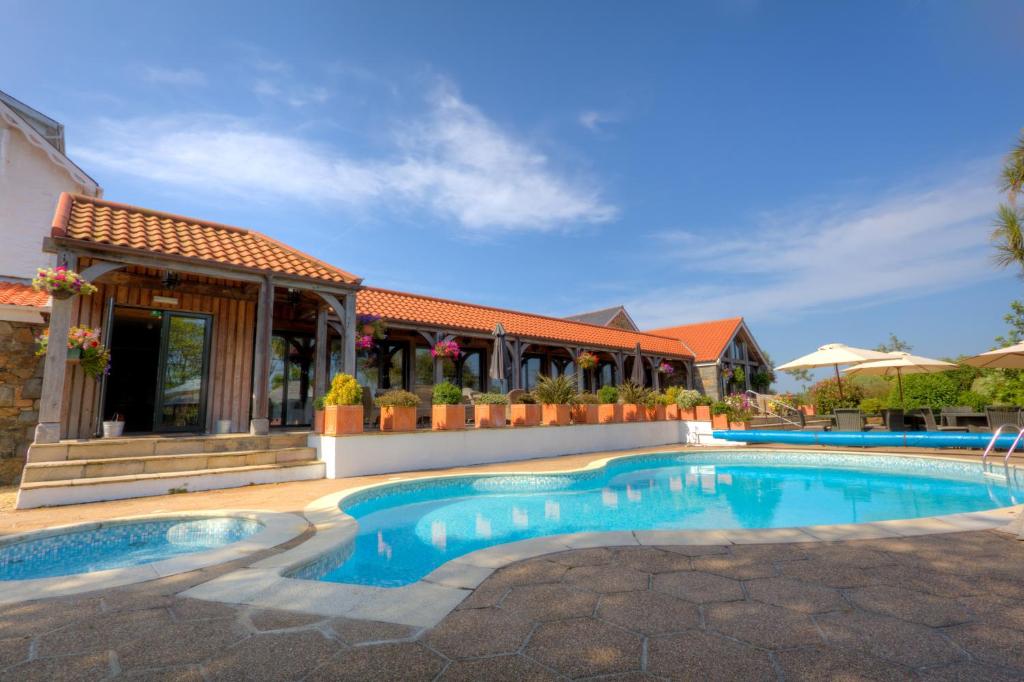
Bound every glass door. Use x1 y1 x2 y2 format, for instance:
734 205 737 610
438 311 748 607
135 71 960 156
155 312 212 432
269 333 315 427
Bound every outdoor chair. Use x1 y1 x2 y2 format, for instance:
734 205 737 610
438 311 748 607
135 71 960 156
939 406 973 427
833 409 868 431
794 410 828 432
918 408 967 433
985 406 1021 432
880 409 906 432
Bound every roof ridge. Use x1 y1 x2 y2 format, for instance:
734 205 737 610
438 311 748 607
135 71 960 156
645 316 744 333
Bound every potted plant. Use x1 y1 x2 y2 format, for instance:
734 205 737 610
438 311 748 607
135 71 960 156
102 413 125 438
32 265 98 300
663 387 681 420
510 391 541 427
647 393 671 421
474 392 508 428
534 374 575 426
675 389 701 420
710 401 731 429
725 393 755 430
695 395 714 421
432 381 465 431
571 392 600 424
431 338 461 360
597 385 621 423
618 382 648 423
323 373 364 435
313 395 326 434
375 389 421 432
36 326 110 379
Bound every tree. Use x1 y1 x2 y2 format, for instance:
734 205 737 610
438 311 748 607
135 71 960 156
783 367 814 387
992 131 1024 276
995 300 1024 348
875 333 912 353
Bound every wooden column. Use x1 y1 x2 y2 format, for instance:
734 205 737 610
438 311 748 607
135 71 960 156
572 346 584 392
342 291 357 375
510 339 522 390
250 276 273 435
314 304 328 399
33 253 77 444
613 352 624 387
650 355 663 391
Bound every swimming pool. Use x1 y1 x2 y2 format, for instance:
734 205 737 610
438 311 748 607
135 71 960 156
0 516 263 581
297 451 1022 587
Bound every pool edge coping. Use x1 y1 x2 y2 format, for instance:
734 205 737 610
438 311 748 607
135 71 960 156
177 447 1024 628
0 509 308 604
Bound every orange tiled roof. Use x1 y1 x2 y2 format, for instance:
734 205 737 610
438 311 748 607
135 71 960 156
51 194 361 286
645 317 743 363
358 287 693 358
0 281 49 308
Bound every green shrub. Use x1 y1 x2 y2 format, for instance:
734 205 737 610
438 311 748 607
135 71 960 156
618 381 649 404
750 369 774 392
374 389 421 408
475 392 509 405
313 395 327 410
574 392 600 404
663 386 682 403
676 389 702 409
889 365 979 409
597 385 619 404
858 397 887 415
656 392 674 406
325 373 362 406
809 378 864 414
533 374 577 404
514 391 536 404
711 400 731 416
850 375 891 399
432 381 463 405
731 367 746 387
697 394 715 406
956 390 989 412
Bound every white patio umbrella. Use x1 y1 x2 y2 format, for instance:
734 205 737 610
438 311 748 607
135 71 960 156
774 343 892 399
843 352 957 404
963 342 1024 369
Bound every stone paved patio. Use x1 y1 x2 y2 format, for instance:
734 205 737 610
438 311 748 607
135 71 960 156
1 529 1023 680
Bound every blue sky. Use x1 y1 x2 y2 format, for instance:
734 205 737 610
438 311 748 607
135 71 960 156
2 1 1022 389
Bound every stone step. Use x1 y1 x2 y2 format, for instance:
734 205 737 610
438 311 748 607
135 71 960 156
21 447 316 483
16 461 326 509
27 431 311 463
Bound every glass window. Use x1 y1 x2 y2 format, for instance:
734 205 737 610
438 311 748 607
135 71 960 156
521 356 542 390
415 347 433 386
597 362 616 388
461 350 483 391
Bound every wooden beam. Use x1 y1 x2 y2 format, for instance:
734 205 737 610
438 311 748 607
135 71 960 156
78 260 123 282
33 251 77 444
87 271 259 300
250 276 274 435
314 304 328 400
342 292 356 375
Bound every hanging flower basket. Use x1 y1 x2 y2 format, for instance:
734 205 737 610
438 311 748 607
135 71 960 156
356 314 388 340
32 265 97 299
355 334 375 351
577 351 598 370
36 326 110 379
431 339 461 359
658 362 674 375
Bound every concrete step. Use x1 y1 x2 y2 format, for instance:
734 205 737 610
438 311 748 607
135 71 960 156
21 447 316 483
16 461 325 509
27 431 311 463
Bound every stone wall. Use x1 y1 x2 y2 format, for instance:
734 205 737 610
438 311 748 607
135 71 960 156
0 319 43 467
696 363 721 400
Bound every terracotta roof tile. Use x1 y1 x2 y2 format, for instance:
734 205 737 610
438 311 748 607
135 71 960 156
358 288 692 358
645 317 743 363
51 194 360 286
0 282 49 308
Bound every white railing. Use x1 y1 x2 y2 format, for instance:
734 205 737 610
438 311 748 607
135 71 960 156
744 390 803 429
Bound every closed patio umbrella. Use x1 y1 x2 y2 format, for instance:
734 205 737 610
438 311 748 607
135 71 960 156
775 343 892 399
489 323 507 392
843 352 957 405
963 342 1024 369
631 342 644 384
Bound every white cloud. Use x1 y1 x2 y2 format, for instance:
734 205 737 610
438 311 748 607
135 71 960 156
141 67 207 86
579 110 617 132
628 175 1001 326
74 83 615 231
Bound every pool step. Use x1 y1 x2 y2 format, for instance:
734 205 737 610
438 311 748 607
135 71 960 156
20 447 317 483
26 431 310 463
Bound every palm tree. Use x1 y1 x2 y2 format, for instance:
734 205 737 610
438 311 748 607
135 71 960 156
993 132 1024 275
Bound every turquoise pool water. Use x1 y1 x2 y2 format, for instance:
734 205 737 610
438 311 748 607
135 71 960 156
0 516 262 581
299 451 1023 588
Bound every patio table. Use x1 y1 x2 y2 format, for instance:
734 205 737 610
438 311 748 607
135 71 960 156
944 412 988 429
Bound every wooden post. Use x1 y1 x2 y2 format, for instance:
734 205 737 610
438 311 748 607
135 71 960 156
343 291 356 375
613 352 624 387
510 339 522 390
33 253 77 444
572 346 584 392
250 276 273 435
651 355 663 391
314 304 328 399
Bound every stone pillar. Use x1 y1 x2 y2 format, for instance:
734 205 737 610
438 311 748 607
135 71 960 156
250 276 273 435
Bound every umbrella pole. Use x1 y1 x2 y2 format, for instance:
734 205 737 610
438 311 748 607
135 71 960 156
897 368 904 406
833 364 844 400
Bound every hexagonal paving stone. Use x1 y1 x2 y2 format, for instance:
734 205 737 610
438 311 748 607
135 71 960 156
775 644 913 681
0 637 30 669
424 607 534 658
1 651 113 682
524 618 642 678
845 585 973 627
647 630 775 681
306 643 444 681
864 563 983 599
777 558 881 588
203 631 343 681
487 560 569 588
815 610 963 668
562 565 649 593
547 547 616 567
610 547 694 573
0 597 104 639
36 607 173 659
943 623 1024 670
327 617 418 645
957 593 1024 633
651 571 743 604
439 654 560 681
455 583 509 610
657 544 730 557
801 543 895 568
596 590 699 635
169 598 239 622
116 618 251 670
916 661 1024 681
744 576 847 614
501 583 599 621
691 555 777 580
729 542 809 562
248 608 325 631
122 666 205 681
704 601 821 649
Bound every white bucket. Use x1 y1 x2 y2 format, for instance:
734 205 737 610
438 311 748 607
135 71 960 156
215 419 233 434
102 421 125 438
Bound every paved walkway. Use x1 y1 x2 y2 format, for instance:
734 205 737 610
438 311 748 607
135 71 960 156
1 530 1023 680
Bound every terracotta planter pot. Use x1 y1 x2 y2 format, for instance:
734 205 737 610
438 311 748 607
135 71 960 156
695 405 712 421
380 406 417 432
510 403 541 427
679 407 696 420
711 413 729 429
432 404 465 431
598 404 622 423
313 409 325 434
542 404 571 426
324 405 363 435
800 405 816 416
571 404 599 425
622 404 641 422
729 420 751 430
474 404 506 428
644 405 666 421
665 404 681 420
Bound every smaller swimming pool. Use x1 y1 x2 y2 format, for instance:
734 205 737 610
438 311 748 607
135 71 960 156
0 516 263 581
